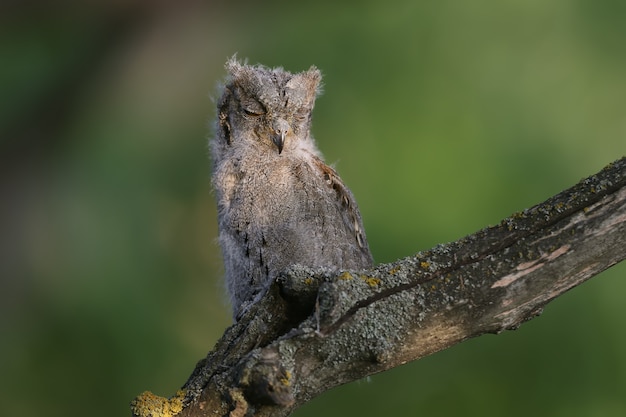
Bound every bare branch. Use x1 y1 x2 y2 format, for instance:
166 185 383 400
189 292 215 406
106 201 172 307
131 157 626 417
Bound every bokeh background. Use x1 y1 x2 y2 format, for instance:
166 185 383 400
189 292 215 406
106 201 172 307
1 1 625 416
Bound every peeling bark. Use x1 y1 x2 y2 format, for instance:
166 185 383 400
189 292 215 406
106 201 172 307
131 157 626 417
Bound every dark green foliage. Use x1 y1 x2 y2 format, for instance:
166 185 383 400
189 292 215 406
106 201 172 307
0 2 624 416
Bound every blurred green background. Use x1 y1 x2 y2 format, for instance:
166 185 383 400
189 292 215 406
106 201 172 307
1 1 625 416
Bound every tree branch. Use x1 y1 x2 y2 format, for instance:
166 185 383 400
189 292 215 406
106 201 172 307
131 157 626 417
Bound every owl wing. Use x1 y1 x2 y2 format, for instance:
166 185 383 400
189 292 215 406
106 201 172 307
310 155 374 266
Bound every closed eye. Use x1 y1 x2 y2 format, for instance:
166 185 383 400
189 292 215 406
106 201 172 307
294 109 309 121
241 99 266 117
243 108 264 117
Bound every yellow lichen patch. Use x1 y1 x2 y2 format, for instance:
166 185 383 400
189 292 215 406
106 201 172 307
339 271 353 280
420 261 430 270
130 390 185 417
303 277 314 285
228 389 249 417
360 275 381 287
280 370 292 386
389 266 400 275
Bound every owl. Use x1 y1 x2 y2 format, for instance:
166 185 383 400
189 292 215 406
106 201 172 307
211 57 373 319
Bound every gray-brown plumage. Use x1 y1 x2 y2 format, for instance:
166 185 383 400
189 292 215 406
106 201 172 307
211 57 373 319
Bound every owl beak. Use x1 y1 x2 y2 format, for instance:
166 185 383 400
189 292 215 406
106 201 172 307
272 119 290 154
272 131 285 154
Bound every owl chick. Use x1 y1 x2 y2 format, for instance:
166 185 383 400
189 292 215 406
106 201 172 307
211 57 373 319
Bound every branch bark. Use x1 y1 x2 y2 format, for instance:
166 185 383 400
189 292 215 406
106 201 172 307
131 157 626 417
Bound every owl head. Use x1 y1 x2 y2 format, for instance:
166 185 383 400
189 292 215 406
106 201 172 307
215 57 322 156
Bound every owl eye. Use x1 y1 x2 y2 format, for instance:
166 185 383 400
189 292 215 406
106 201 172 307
294 109 309 121
241 99 266 117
